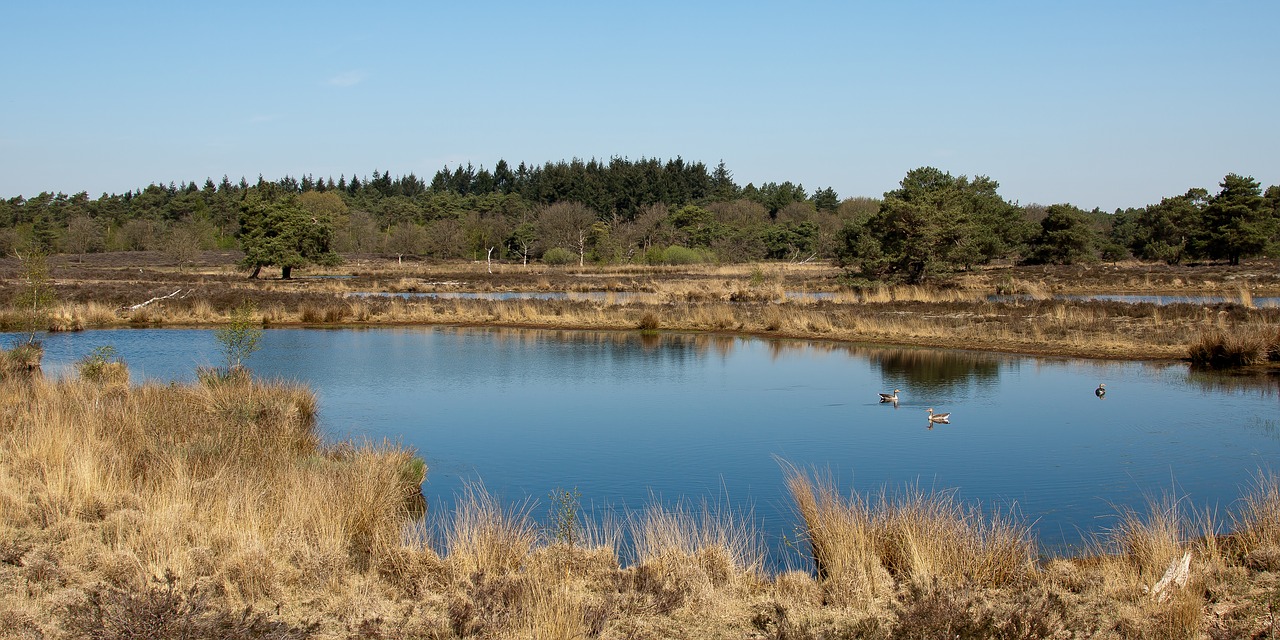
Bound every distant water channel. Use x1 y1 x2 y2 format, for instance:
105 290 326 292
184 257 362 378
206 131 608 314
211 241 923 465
361 290 1280 306
21 327 1280 565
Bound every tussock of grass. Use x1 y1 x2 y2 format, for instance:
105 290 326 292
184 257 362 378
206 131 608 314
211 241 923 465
1233 471 1280 569
994 277 1054 300
879 484 1035 588
0 341 43 378
785 468 1034 603
444 481 539 577
1110 492 1194 581
1188 328 1278 368
857 284 984 304
631 499 764 579
785 469 892 604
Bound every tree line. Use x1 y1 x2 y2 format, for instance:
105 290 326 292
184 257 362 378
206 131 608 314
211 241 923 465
1 158 1276 280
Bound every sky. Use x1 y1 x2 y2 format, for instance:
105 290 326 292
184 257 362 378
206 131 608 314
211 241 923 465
2 1 1277 211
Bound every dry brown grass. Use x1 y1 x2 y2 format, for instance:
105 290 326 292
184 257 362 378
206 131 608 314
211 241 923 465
784 468 1034 608
1233 471 1280 566
1188 327 1280 368
785 468 893 605
10 256 1280 362
444 481 539 577
0 360 423 637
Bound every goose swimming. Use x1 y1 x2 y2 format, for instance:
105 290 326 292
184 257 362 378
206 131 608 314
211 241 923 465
879 389 900 403
1095 383 1106 399
926 408 950 424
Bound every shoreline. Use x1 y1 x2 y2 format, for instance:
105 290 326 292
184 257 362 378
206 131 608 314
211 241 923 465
11 254 1280 368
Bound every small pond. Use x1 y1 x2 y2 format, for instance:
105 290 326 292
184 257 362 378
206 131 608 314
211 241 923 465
18 327 1280 566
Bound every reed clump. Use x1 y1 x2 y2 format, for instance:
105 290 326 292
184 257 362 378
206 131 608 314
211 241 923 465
1232 471 1280 570
785 469 1034 606
1188 327 1280 368
0 341 43 378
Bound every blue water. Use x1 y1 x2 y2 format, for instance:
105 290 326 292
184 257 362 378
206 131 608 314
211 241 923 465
15 327 1280 565
990 293 1280 307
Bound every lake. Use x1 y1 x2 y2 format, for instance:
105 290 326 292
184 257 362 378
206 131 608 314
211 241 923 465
17 327 1280 566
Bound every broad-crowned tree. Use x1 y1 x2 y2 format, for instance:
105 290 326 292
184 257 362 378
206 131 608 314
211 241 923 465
1023 204 1098 265
1202 174 1272 265
1125 188 1208 264
845 167 1026 282
238 192 339 279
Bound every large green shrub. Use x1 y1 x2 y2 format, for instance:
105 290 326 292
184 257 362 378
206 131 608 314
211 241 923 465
661 245 704 265
645 245 706 265
542 247 576 265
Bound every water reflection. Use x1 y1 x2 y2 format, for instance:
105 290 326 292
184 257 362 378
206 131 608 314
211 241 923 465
1184 368 1280 397
869 348 1003 394
989 293 1280 307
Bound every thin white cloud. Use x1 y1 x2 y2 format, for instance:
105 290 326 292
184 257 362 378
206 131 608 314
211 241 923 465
327 70 366 87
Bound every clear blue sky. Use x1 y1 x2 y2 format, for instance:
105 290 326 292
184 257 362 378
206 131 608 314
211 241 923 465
2 1 1276 211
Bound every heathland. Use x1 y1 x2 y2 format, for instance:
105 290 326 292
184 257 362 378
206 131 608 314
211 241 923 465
2 252 1280 637
5 251 1280 363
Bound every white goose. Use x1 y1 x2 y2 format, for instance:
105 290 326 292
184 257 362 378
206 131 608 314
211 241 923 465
926 408 950 424
879 389 900 403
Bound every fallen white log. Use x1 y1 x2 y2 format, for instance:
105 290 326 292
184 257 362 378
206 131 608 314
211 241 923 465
125 289 183 311
1149 550 1192 603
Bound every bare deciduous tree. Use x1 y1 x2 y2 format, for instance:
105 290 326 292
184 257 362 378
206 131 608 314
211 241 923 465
537 201 597 266
386 222 429 263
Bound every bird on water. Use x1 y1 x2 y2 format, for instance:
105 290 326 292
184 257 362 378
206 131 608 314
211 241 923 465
879 389 900 403
927 408 950 424
1095 383 1106 399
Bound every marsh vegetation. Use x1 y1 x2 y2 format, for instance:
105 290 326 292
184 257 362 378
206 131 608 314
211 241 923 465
4 253 1280 365
3 347 1280 638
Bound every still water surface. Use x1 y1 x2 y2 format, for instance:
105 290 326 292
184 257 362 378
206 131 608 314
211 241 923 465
22 327 1280 563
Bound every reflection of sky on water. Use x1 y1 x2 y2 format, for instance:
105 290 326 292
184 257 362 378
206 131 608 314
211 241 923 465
17 327 1280 565
990 293 1280 307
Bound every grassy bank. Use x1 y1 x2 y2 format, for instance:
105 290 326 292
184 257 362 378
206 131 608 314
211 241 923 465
3 350 1280 638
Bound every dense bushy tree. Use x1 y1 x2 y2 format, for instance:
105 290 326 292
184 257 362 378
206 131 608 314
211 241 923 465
1202 174 1272 265
667 204 722 249
238 193 339 278
1022 204 1098 265
1117 189 1208 264
839 167 1024 282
